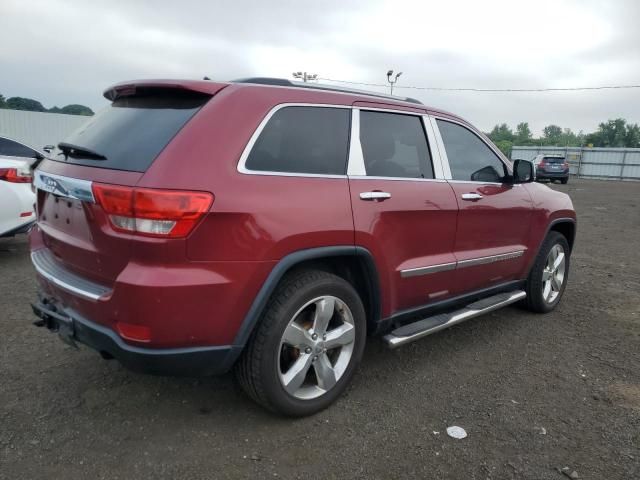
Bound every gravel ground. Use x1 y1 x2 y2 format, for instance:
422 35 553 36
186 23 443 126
1 178 639 479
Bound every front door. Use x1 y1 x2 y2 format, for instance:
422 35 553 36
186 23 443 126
348 108 459 317
433 117 533 294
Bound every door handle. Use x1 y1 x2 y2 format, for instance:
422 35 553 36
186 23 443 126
360 191 391 201
461 193 483 201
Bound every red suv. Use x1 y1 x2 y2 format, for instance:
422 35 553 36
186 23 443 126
30 78 576 416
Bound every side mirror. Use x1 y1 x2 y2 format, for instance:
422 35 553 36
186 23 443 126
512 159 535 183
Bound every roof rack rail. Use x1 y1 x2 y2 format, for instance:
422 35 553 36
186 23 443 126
232 77 423 105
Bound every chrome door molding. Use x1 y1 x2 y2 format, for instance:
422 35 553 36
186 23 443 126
400 250 525 278
400 261 456 278
33 170 95 203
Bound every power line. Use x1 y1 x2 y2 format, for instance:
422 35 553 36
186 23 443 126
317 77 640 93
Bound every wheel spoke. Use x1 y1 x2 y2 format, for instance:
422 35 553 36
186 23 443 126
542 268 553 282
314 353 337 391
324 323 355 349
282 354 313 394
312 297 335 335
282 322 312 348
551 275 561 292
543 281 552 300
552 251 565 271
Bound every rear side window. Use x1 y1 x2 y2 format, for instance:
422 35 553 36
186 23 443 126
360 111 433 179
245 106 350 175
51 90 210 172
437 119 506 182
0 138 37 158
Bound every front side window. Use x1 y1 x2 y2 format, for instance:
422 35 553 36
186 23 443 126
0 138 37 158
437 120 506 182
245 106 350 175
360 111 433 179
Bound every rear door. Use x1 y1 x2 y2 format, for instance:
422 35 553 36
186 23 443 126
348 107 459 315
432 116 533 293
33 88 214 285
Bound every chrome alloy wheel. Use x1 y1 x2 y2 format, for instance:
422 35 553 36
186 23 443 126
278 296 356 400
542 244 566 303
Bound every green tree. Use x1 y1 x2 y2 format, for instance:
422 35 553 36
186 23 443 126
5 97 46 112
542 125 563 145
57 104 94 116
493 139 513 157
585 119 630 147
488 123 514 143
0 93 5 109
515 122 533 145
625 123 640 148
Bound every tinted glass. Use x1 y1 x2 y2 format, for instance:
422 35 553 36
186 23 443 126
0 138 37 158
246 106 350 175
360 111 433 179
51 90 209 172
437 120 506 182
544 156 565 164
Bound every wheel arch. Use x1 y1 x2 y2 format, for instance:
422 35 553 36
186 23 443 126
548 218 576 252
231 246 381 352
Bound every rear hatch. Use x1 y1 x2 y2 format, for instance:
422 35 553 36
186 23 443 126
34 83 221 286
541 156 566 172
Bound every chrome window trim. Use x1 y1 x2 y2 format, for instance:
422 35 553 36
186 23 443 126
353 107 440 181
236 103 352 179
33 171 95 203
427 115 452 179
400 250 525 278
422 115 446 179
431 115 513 182
347 108 366 175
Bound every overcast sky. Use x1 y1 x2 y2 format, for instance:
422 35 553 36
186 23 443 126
1 0 639 134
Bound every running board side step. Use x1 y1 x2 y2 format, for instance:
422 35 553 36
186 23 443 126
383 290 526 349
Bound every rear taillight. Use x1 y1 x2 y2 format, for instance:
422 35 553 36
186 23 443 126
538 161 546 168
563 162 569 169
0 167 32 183
92 183 213 238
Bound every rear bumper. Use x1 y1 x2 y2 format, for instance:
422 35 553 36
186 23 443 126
31 295 241 376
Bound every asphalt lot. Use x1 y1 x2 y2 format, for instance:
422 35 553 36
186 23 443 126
1 178 639 479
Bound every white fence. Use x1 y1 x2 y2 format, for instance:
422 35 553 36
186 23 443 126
511 146 640 181
0 109 89 152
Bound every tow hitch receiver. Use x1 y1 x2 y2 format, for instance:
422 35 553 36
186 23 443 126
31 300 78 349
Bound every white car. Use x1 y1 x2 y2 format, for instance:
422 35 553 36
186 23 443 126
0 136 44 237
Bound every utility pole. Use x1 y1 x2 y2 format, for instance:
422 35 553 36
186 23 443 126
386 69 402 95
292 72 318 83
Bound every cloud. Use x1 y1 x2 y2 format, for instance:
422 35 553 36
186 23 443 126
1 0 638 134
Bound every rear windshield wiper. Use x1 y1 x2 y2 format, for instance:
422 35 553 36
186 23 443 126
58 142 107 160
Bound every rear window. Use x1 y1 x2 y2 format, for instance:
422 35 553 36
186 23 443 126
51 90 210 172
544 156 565 164
245 106 350 175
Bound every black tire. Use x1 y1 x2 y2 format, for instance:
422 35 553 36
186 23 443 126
560 177 569 184
524 231 570 313
235 269 366 417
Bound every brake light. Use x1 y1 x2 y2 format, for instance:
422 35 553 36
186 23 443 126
563 162 569 169
0 167 32 183
92 183 213 238
538 160 546 168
